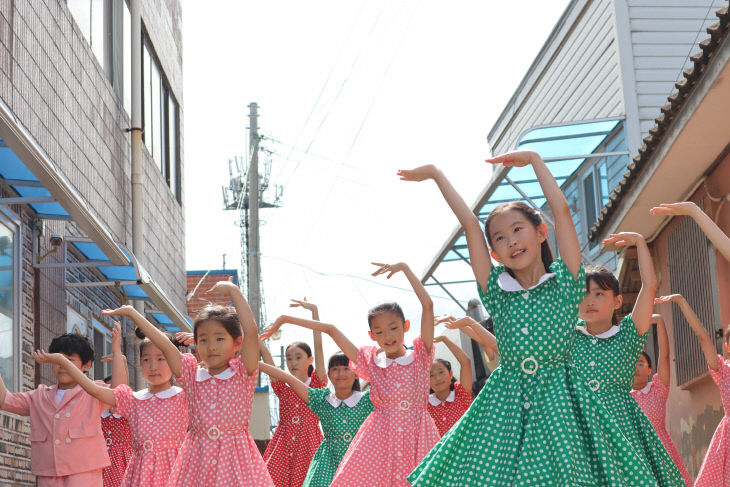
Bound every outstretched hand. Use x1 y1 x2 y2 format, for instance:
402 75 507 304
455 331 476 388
101 305 136 318
654 294 684 305
290 297 317 313
397 165 437 182
32 350 65 365
485 150 540 168
205 276 240 297
650 202 699 217
371 262 408 279
175 332 195 346
603 232 644 248
260 315 288 341
436 314 477 330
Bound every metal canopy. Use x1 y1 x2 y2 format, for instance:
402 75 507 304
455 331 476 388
0 98 191 333
421 117 628 311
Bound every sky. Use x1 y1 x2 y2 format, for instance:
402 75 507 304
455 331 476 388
182 0 572 363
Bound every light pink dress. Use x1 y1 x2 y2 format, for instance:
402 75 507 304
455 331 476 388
631 374 693 486
166 353 274 486
113 384 188 486
330 336 439 487
695 356 730 487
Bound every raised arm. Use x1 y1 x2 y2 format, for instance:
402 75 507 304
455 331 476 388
603 232 657 335
433 335 473 395
437 314 498 360
653 314 671 387
261 315 359 364
487 151 581 276
108 322 128 387
258 362 310 403
651 202 730 262
290 298 326 383
371 262 434 350
398 165 492 290
206 278 260 375
656 295 719 370
33 350 116 406
103 305 182 376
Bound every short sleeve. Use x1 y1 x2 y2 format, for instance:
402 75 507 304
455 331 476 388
306 387 331 417
310 370 328 389
709 355 730 388
413 336 434 371
0 390 34 416
271 378 287 397
177 352 199 390
229 356 257 377
112 384 135 419
649 373 669 404
349 346 376 383
479 265 507 322
549 258 586 308
619 314 648 357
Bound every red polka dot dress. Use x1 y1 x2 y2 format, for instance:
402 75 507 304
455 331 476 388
330 336 440 487
264 372 327 487
112 384 188 487
631 374 693 486
167 353 274 486
101 411 133 487
695 356 730 487
427 381 472 437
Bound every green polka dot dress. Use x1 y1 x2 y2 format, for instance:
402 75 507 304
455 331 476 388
408 259 658 486
571 314 685 486
302 388 374 487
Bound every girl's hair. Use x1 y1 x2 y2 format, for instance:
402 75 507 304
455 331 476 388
193 305 243 341
328 352 360 391
367 302 405 328
286 341 314 377
640 351 653 370
49 333 95 365
484 201 553 275
429 358 456 393
585 265 621 325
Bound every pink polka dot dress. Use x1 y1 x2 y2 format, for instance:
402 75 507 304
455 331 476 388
330 336 440 487
167 353 274 486
631 374 693 486
264 372 327 487
428 381 472 437
112 384 188 487
695 356 730 487
101 411 133 487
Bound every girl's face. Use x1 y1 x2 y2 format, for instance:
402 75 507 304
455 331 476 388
579 281 622 325
430 361 453 394
328 364 357 391
633 355 651 389
368 311 410 357
140 343 173 387
285 346 313 380
488 209 547 272
195 320 242 373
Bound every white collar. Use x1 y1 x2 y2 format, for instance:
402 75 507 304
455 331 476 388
428 389 455 406
576 324 620 339
632 382 653 395
195 366 237 382
133 386 183 400
497 271 556 292
373 349 414 368
324 391 364 408
101 410 122 419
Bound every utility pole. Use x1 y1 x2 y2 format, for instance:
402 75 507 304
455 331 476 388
247 103 261 329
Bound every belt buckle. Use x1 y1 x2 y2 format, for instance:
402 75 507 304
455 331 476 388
105 438 112 448
342 432 353 442
291 416 300 424
398 400 410 411
520 357 539 375
587 379 601 392
142 439 154 452
207 426 222 440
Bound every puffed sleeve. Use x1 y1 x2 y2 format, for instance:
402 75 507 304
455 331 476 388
649 374 669 405
306 387 330 418
348 346 376 383
176 352 199 390
310 369 328 388
549 258 587 309
479 265 507 323
412 335 434 371
112 384 135 419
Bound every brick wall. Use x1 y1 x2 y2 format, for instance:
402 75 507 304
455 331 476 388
186 271 240 318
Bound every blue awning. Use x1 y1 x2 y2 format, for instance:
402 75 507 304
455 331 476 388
420 118 629 312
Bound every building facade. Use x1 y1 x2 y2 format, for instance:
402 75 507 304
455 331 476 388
0 1 186 484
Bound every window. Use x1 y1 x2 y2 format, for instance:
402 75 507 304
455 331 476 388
91 319 112 380
67 0 113 81
122 1 131 115
668 210 723 386
142 35 181 202
0 210 18 392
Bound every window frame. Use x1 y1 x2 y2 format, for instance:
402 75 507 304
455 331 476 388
90 318 112 381
0 206 21 393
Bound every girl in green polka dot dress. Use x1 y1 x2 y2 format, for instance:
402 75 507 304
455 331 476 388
571 232 684 486
258 352 374 487
399 151 657 486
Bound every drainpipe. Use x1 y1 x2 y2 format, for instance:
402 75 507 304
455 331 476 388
130 0 144 388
